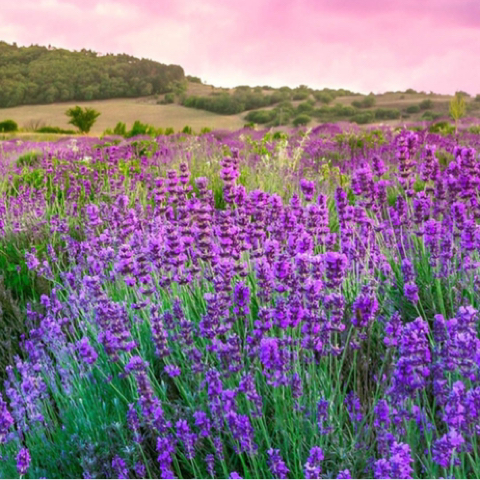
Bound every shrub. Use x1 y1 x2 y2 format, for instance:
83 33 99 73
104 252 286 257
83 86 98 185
163 93 175 104
292 114 311 126
292 90 310 101
165 127 175 135
182 125 193 134
113 122 127 137
244 110 277 124
0 119 18 132
421 111 441 121
469 125 480 134
36 126 76 134
313 91 334 104
126 120 156 138
200 127 212 134
65 106 100 134
186 75 202 83
429 121 455 134
296 101 315 115
351 95 375 109
405 105 420 114
352 111 375 124
405 88 417 94
419 99 433 110
374 108 401 120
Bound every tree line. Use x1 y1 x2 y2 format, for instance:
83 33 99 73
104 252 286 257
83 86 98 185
0 42 185 107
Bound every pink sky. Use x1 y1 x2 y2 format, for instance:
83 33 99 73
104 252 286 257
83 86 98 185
1 0 480 95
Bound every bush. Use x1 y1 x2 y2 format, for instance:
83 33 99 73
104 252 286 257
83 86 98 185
313 91 334 104
429 121 455 134
474 94 480 102
113 122 127 137
186 75 202 83
165 127 175 135
405 88 417 94
292 114 311 127
469 125 480 134
163 93 175 104
296 102 315 115
292 90 310 101
182 94 245 115
182 125 193 134
126 120 156 138
374 108 401 120
419 99 433 110
405 105 420 114
421 111 441 121
351 111 375 124
351 95 376 109
244 110 277 124
36 126 76 134
65 106 100 133
0 119 18 132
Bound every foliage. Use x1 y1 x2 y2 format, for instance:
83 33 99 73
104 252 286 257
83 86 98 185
405 105 420 114
313 91 334 104
0 119 18 132
419 99 433 110
186 75 202 83
163 93 175 104
292 114 311 126
421 111 441 121
65 106 101 134
449 92 466 133
428 121 455 135
373 108 401 120
351 94 376 109
0 41 184 107
15 151 42 167
36 126 76 134
244 109 277 124
126 120 156 138
351 111 375 124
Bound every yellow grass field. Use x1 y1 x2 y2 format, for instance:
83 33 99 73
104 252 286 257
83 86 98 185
0 96 246 136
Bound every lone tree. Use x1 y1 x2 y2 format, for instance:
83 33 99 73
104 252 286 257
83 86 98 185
65 106 100 134
449 92 466 134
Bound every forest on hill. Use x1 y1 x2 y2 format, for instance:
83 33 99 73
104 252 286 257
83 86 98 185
0 41 185 108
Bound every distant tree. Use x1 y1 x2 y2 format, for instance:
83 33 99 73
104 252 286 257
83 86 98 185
65 106 100 133
449 92 466 134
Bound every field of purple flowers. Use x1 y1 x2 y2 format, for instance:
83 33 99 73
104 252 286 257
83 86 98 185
1 125 480 479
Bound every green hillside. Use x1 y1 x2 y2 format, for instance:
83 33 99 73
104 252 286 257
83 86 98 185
0 41 184 107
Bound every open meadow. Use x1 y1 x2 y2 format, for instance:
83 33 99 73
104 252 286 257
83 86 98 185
1 123 480 478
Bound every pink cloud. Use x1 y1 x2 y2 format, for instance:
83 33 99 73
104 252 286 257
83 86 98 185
1 0 480 94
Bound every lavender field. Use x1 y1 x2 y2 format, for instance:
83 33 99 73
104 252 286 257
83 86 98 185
1 125 480 479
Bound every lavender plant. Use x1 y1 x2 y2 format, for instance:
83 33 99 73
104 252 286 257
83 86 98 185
1 126 480 478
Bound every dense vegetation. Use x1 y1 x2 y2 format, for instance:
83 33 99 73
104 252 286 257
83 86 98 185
2 125 480 478
0 41 184 107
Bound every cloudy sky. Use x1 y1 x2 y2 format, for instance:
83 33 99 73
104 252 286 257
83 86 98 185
1 0 479 94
